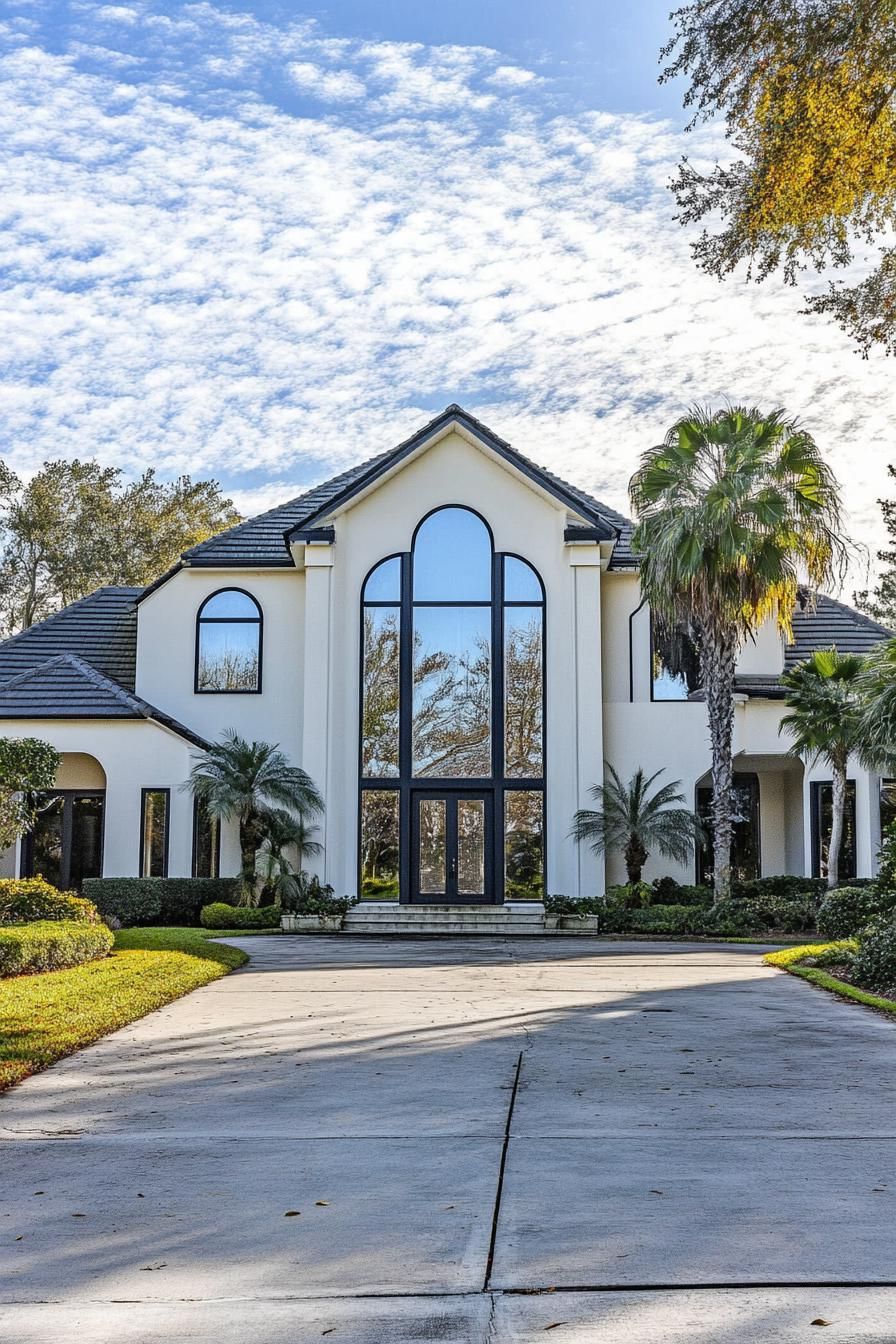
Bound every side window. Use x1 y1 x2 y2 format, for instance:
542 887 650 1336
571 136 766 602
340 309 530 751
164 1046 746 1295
140 789 170 878
652 614 701 701
196 589 262 693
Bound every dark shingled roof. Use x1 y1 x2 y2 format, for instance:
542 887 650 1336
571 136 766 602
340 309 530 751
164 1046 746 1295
0 587 140 690
0 654 207 746
183 405 636 570
787 592 893 666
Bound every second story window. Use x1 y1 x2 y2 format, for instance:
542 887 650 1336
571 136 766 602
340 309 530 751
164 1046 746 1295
652 614 701 701
196 589 262 693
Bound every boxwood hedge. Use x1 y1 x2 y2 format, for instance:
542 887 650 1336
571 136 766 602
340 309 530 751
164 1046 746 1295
83 878 241 927
0 920 114 977
200 903 281 929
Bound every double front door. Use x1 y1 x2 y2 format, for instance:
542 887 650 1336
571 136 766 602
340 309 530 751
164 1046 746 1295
411 790 494 903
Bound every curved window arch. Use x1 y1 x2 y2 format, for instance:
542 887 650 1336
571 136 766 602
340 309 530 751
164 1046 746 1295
359 509 545 904
195 588 262 693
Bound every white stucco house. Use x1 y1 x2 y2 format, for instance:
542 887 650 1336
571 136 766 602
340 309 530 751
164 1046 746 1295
0 405 892 906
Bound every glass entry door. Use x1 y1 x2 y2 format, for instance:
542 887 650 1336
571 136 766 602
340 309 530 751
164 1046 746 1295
21 791 105 890
411 791 493 903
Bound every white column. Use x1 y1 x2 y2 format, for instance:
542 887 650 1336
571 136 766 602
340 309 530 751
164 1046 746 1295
569 546 605 898
854 767 876 878
301 543 334 882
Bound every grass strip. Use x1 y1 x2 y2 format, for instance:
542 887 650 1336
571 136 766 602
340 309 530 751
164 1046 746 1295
764 940 896 1015
0 926 253 1092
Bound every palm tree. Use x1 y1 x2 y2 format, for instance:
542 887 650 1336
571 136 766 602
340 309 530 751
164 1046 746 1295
571 765 704 885
780 649 866 889
630 405 846 901
186 731 324 904
857 638 896 756
257 810 324 906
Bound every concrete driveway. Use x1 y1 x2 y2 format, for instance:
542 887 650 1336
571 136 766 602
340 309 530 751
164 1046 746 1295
2 937 896 1342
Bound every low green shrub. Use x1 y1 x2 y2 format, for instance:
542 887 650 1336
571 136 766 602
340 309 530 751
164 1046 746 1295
703 896 816 936
603 903 699 935
731 876 827 903
765 939 858 969
605 882 652 910
649 878 713 907
0 878 100 926
200 903 281 929
852 918 896 994
817 886 896 939
0 920 113 977
544 894 599 916
280 875 358 918
84 878 241 927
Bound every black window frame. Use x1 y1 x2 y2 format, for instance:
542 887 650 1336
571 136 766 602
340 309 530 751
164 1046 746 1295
191 796 221 879
139 787 170 879
358 509 546 905
810 779 857 882
650 610 702 703
20 789 106 890
695 772 761 884
194 586 263 695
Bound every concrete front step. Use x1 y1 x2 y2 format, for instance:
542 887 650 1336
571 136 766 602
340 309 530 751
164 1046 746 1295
344 902 556 936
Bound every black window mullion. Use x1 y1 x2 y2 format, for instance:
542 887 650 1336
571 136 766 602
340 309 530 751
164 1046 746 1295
61 795 74 891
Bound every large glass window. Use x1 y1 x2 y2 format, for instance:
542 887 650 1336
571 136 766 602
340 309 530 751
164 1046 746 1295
812 781 857 881
360 789 400 899
359 509 546 902
696 774 760 883
22 791 105 890
140 789 169 878
192 797 220 878
196 588 262 693
652 615 701 701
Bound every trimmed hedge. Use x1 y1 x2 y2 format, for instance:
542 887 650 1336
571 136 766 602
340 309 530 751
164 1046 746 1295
851 919 896 994
601 896 816 937
817 886 896 939
83 878 241 928
0 920 113 977
603 903 699 935
200 903 281 929
0 878 100 926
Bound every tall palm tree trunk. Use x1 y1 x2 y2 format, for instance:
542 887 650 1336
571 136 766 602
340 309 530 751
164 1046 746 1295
624 834 648 885
238 811 268 906
701 626 739 903
827 761 847 891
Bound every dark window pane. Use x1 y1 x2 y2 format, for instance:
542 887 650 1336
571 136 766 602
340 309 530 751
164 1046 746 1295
193 799 220 879
697 775 760 883
363 556 401 603
360 790 399 900
504 790 544 900
504 556 542 602
201 590 260 619
413 508 491 601
813 781 857 881
457 798 485 895
880 779 896 837
69 795 104 888
141 791 168 879
418 798 447 894
652 615 701 701
361 608 400 777
197 621 260 691
28 794 65 889
413 606 491 777
504 606 543 777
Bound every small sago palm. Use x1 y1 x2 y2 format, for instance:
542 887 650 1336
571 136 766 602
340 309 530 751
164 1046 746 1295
187 731 323 904
571 766 704 885
630 405 846 901
257 809 324 907
780 649 866 889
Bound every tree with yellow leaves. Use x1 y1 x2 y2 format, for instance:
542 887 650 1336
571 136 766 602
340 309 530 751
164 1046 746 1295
663 1 896 354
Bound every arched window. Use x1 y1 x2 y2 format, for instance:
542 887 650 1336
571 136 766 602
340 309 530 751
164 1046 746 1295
195 589 262 693
359 509 545 904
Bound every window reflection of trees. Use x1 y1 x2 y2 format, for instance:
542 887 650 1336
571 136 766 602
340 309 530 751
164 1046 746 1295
361 609 400 777
413 616 491 778
504 608 543 777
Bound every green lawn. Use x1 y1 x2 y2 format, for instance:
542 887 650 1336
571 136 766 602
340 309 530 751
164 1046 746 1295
0 926 273 1093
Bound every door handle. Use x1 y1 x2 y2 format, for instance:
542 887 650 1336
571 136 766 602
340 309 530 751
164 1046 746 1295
449 857 457 879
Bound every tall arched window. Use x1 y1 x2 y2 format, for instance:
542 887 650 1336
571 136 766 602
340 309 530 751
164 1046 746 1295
196 588 262 693
359 508 544 904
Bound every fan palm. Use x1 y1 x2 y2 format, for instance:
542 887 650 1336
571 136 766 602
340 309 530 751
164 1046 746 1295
257 809 324 906
571 766 704 885
780 649 866 889
630 405 846 900
186 731 324 904
857 639 896 760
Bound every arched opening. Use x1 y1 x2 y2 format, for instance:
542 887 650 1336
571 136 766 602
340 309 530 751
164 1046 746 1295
359 508 545 904
21 752 106 889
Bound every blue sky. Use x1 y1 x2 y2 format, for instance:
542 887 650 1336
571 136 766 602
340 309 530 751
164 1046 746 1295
1 1 892 588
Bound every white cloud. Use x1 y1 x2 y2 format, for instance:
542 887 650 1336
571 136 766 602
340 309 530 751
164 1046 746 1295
287 61 365 102
0 3 892 596
487 64 540 88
